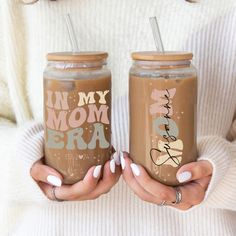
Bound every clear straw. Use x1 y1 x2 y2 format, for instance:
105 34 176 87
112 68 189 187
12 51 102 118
65 14 79 52
149 17 164 53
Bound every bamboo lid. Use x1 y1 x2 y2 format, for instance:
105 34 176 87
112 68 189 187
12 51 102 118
131 51 193 61
47 52 108 62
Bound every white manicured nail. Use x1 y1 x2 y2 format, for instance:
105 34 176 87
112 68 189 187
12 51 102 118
177 171 192 183
130 163 140 176
110 159 116 173
93 165 102 178
120 151 125 170
47 175 62 187
113 152 121 165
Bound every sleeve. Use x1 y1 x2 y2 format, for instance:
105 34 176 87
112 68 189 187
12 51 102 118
188 75 236 210
0 2 48 203
196 45 236 211
197 131 236 210
168 8 236 212
2 120 48 203
0 119 49 236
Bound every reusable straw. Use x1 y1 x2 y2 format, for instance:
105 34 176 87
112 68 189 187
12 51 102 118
65 14 79 52
149 17 165 53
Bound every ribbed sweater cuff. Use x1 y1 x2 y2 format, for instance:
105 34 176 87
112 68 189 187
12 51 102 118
197 135 236 209
197 136 231 198
16 121 48 202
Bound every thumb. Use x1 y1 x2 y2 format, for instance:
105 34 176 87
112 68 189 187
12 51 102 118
30 160 63 187
176 160 213 183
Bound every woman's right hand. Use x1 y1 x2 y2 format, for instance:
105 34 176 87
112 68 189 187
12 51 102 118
30 153 121 201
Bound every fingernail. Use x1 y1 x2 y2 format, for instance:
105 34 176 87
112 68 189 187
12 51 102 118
110 159 116 173
93 165 102 178
130 163 140 176
177 171 192 183
120 151 125 170
113 151 121 165
47 175 62 187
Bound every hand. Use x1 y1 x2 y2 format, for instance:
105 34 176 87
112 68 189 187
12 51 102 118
121 152 213 210
30 153 121 201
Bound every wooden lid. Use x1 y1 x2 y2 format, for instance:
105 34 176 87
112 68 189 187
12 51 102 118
47 51 108 61
131 51 193 61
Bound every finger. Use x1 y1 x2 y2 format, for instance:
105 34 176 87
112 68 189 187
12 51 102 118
176 160 213 183
55 165 102 201
78 159 122 200
30 160 63 187
122 154 165 204
195 175 211 190
37 181 55 200
178 182 205 206
171 176 210 208
125 157 176 202
122 153 205 207
172 203 193 211
169 177 209 210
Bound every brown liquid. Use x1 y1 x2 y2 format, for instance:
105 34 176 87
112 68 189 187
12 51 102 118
129 75 197 186
44 75 112 184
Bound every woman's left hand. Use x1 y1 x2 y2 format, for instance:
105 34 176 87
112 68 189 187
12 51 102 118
121 152 213 210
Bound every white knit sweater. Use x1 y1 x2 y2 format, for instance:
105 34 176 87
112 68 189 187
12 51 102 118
0 0 236 235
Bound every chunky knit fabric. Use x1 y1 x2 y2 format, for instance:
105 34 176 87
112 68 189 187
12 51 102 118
0 0 236 235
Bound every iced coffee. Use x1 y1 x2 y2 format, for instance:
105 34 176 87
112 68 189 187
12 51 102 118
44 52 112 184
129 52 197 186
